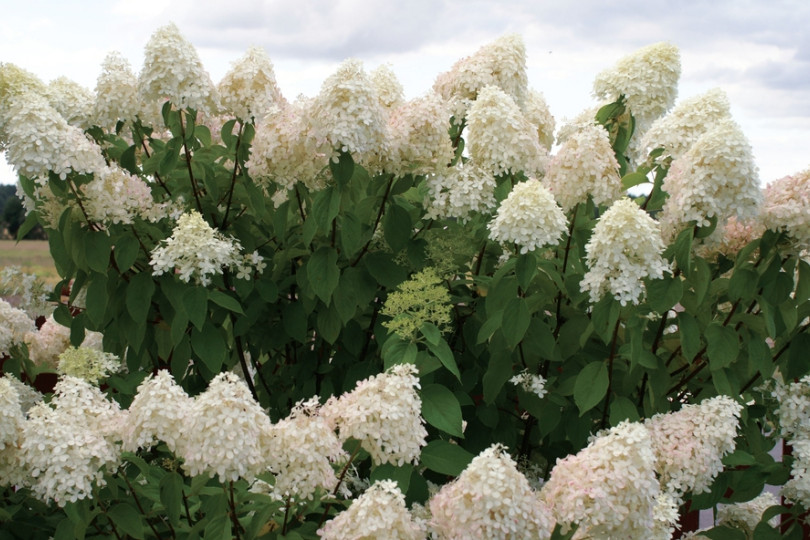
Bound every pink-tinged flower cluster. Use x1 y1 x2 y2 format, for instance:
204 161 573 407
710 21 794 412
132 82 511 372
82 164 166 226
433 34 528 120
93 52 141 130
645 395 742 498
545 123 622 211
697 215 765 261
581 198 670 306
429 444 554 539
320 363 427 466
541 422 660 539
466 85 546 178
218 45 285 122
320 480 425 540
762 168 810 250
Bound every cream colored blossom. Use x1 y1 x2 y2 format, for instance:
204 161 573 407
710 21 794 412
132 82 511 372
645 395 742 497
717 492 780 535
761 168 810 249
320 480 425 540
429 444 554 539
773 374 810 440
488 178 568 254
321 364 427 466
0 266 52 319
94 52 141 130
783 438 810 507
0 298 36 356
218 45 284 122
593 42 681 133
556 105 601 145
466 85 546 178
541 422 659 539
57 346 121 384
545 123 622 211
581 198 670 305
386 92 454 177
24 315 103 369
0 63 46 148
46 76 94 129
138 23 218 116
180 372 272 482
370 63 405 111
509 370 547 399
524 89 556 150
0 376 26 487
424 160 496 222
82 164 166 226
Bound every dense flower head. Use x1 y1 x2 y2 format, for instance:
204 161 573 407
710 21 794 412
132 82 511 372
580 198 670 305
381 268 453 341
556 105 601 145
310 58 388 164
465 85 546 177
0 376 24 452
50 376 126 440
773 374 810 439
150 210 246 285
593 42 681 132
82 164 166 226
121 370 193 453
57 346 121 384
386 92 454 177
370 64 405 111
509 370 547 399
247 99 331 193
0 266 52 319
181 372 272 482
218 45 285 122
697 215 765 261
545 123 622 211
433 34 528 119
138 23 218 116
264 397 346 501
640 88 732 162
4 92 106 180
717 492 780 535
24 315 75 368
93 51 141 129
524 89 556 150
541 421 660 539
424 160 497 222
645 395 743 497
761 169 810 250
488 178 568 254
429 444 554 539
659 118 762 234
320 364 427 466
0 62 46 148
45 76 94 129
783 437 810 507
0 298 36 356
319 480 425 540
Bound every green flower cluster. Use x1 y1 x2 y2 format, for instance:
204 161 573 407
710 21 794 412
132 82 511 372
381 268 452 341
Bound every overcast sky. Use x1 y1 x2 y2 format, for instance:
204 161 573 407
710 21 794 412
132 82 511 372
1 0 808 185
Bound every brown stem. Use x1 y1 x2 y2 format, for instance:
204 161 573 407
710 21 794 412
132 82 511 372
220 122 243 230
600 320 622 429
319 441 363 526
122 472 165 540
177 110 205 217
351 175 395 267
227 481 242 540
554 204 579 339
136 126 172 197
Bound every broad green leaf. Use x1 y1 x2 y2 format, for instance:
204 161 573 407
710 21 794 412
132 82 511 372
515 252 537 290
126 272 155 323
573 361 609 416
621 171 649 190
678 312 701 361
85 274 108 326
107 503 144 539
114 235 139 271
160 472 184 526
421 440 474 476
646 274 683 313
728 268 758 301
209 289 244 314
317 302 341 344
383 202 412 253
482 351 513 404
84 232 111 274
673 227 693 275
283 302 308 343
501 297 530 349
183 287 208 331
370 463 413 494
706 323 738 370
191 324 226 373
420 322 441 346
307 247 340 304
364 252 407 288
329 150 355 189
426 337 461 380
609 396 640 425
477 310 503 344
421 383 464 437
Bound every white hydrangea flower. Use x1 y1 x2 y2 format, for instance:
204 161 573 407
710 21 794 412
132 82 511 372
264 397 346 501
773 374 810 439
580 198 671 306
82 164 166 226
645 395 742 498
150 210 245 286
433 34 528 120
138 23 218 116
25 315 103 369
783 438 810 507
651 492 682 540
370 63 405 111
466 85 547 178
386 92 454 177
0 376 27 487
0 62 47 148
247 99 331 193
0 298 36 356
50 376 126 441
640 88 732 162
545 123 622 211
761 169 810 250
429 444 554 539
180 372 272 482
717 492 780 534
509 370 547 399
320 363 427 466
659 118 762 236
310 58 388 165
524 89 556 150
45 76 94 129
593 42 681 133
0 266 52 319
541 421 660 539
57 346 121 384
3 374 42 415
93 51 141 130
488 178 568 254
697 215 765 261
121 370 193 454
218 45 285 122
556 105 601 145
424 160 496 222
319 480 425 540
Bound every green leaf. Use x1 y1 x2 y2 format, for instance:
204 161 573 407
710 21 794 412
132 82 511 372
183 287 208 331
191 323 226 373
729 268 759 301
796 259 810 302
420 322 441 346
420 440 474 476
84 232 111 273
283 302 308 343
363 252 406 288
621 172 649 190
573 361 609 416
370 463 413 494
126 272 155 323
160 472 184 526
114 235 139 271
329 150 355 189
646 274 683 313
317 302 341 344
706 323 738 370
678 312 701 361
158 137 182 176
421 384 464 437
515 252 537 290
311 186 341 233
85 274 108 326
307 247 340 304
482 351 513 404
477 310 503 344
425 337 461 380
107 503 144 539
383 202 412 253
673 227 693 275
203 513 232 540
209 290 244 314
609 396 640 425
501 298 530 349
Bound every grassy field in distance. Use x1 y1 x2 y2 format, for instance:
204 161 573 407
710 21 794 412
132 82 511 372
0 239 60 286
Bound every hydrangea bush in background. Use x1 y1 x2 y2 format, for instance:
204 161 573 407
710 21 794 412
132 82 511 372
1 23 810 539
